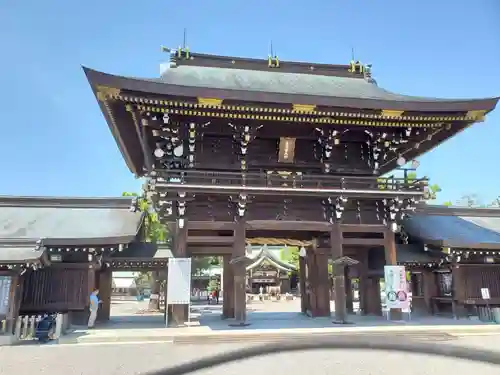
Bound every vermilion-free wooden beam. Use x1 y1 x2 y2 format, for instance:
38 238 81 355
187 236 234 245
246 220 330 231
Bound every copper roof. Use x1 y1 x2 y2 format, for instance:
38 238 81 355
84 65 498 112
404 205 500 249
0 196 143 247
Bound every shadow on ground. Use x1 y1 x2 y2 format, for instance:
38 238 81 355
63 298 497 342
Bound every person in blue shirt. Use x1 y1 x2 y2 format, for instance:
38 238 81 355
88 289 101 328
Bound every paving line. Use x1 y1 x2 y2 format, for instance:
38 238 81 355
47 340 175 347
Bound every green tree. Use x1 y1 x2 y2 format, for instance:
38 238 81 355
123 192 220 309
122 192 168 243
207 279 220 292
280 247 333 276
489 197 500 208
123 191 168 311
456 194 484 207
378 172 441 200
442 201 453 206
406 172 441 200
191 256 212 275
280 247 300 270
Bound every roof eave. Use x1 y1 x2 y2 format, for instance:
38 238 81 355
415 205 500 218
82 66 140 176
0 196 136 209
82 67 500 113
41 236 138 247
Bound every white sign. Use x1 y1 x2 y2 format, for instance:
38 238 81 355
0 276 12 316
481 288 491 300
167 258 192 305
384 265 409 310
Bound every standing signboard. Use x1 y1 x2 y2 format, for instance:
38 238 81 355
481 288 491 300
166 258 192 327
0 276 12 316
384 265 409 311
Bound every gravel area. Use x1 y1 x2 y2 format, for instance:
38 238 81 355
0 335 499 375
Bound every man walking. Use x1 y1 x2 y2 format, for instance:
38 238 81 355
214 288 220 304
88 288 101 329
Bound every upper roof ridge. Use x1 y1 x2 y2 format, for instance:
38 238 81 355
162 49 369 79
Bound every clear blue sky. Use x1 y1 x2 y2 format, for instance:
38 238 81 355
1 0 499 204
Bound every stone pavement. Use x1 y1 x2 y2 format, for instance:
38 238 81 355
56 299 500 345
3 335 500 375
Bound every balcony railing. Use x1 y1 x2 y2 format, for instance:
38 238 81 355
152 169 428 196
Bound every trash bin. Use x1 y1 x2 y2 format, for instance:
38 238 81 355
492 308 500 324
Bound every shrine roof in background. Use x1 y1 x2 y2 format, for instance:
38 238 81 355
404 205 500 249
0 239 47 265
368 243 444 272
246 245 297 272
110 242 173 261
0 196 143 247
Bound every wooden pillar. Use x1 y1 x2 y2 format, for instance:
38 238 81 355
171 219 189 326
451 263 460 319
344 267 354 313
315 252 331 317
230 217 248 326
97 268 112 322
222 255 235 319
331 223 347 323
384 229 402 320
299 256 308 313
423 270 437 314
6 273 22 335
358 251 369 315
366 277 383 315
305 250 316 316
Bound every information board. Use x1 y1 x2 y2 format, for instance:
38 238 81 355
0 276 12 316
384 265 409 310
167 258 192 305
481 288 491 300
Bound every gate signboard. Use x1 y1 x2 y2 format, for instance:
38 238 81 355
166 258 192 327
384 265 409 310
0 276 12 316
167 258 192 305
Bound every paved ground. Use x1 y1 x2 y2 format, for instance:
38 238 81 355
106 298 485 330
1 335 499 375
54 299 499 345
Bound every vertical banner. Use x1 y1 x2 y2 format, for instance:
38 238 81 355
384 265 409 310
0 276 12 316
167 258 192 305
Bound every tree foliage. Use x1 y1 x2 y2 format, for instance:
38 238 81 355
441 194 500 208
280 247 300 270
123 191 169 311
123 191 218 308
280 247 333 274
377 171 441 200
122 192 168 243
191 256 220 275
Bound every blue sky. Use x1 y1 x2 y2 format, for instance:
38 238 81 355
0 0 499 204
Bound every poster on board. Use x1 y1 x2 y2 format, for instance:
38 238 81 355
384 265 409 310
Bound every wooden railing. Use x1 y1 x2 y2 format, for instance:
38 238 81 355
153 170 428 193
